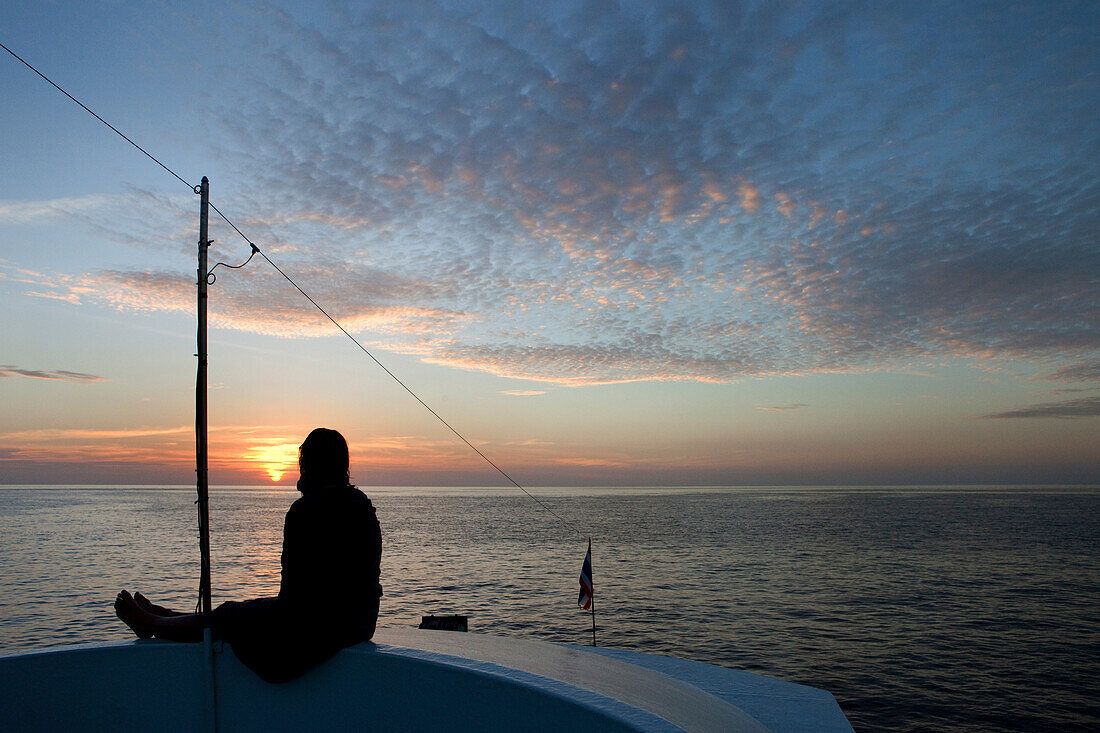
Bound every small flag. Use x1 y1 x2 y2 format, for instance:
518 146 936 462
578 540 593 610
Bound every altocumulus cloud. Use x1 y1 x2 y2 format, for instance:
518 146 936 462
44 1 1100 385
14 262 472 342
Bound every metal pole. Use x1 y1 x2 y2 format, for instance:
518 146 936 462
589 540 597 646
196 176 212 618
591 598 597 647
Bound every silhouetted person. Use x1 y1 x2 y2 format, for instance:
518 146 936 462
115 427 383 683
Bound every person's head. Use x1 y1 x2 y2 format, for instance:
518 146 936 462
298 428 350 491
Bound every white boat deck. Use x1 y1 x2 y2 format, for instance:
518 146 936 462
0 628 852 731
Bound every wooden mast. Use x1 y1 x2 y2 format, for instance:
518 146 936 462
196 176 212 620
195 176 219 731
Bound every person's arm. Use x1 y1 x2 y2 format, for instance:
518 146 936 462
279 501 304 600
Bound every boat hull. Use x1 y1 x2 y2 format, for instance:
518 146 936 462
0 629 851 732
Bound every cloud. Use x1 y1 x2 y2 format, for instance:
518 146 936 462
0 366 106 382
0 195 115 224
12 264 474 341
982 396 1100 420
738 182 762 213
207 2 1100 383
1043 360 1100 383
551 456 629 468
756 403 808 412
0 190 197 255
0 427 190 442
0 426 195 466
500 390 546 396
14 1 1098 387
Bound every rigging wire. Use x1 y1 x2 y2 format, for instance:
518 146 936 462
213 188 588 536
250 241 587 539
207 242 259 285
2 40 589 540
208 196 587 536
0 41 193 191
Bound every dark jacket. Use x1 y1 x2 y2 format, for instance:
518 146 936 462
279 485 383 624
215 485 382 683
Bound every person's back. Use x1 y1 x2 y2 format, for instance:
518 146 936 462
280 484 383 639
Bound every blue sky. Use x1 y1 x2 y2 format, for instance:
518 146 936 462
1 1 1097 485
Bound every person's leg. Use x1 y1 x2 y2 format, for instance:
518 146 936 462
134 592 186 617
115 590 204 642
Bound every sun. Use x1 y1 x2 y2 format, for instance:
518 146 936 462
245 442 300 485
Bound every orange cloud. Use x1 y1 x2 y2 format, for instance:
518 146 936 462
551 456 629 467
0 426 195 467
0 366 105 382
738 181 761 213
775 192 796 218
17 267 474 341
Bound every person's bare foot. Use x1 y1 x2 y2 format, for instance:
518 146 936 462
115 590 156 639
134 592 183 617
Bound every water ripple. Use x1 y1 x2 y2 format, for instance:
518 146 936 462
0 486 1097 731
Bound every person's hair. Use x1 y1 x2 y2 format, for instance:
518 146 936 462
298 428 351 491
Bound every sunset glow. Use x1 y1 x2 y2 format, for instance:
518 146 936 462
0 2 1096 486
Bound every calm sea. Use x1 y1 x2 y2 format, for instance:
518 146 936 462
0 485 1096 731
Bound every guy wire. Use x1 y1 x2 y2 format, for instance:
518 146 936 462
208 196 588 537
0 41 193 191
3 39 588 540
250 242 588 540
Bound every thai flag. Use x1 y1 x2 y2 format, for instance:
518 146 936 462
578 540 593 610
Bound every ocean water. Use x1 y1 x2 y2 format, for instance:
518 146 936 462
0 485 1096 732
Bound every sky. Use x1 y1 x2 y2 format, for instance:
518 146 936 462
1 0 1097 486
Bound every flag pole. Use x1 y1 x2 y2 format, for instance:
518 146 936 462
590 590 597 646
579 537 596 645
589 539 596 646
